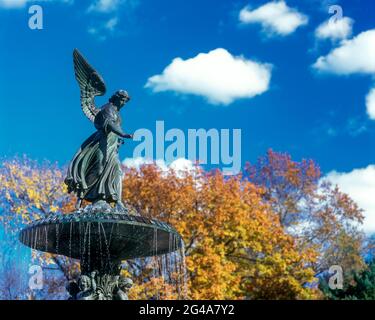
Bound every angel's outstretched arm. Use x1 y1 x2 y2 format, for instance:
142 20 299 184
106 120 133 139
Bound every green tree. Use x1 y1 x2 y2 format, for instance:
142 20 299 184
320 260 375 300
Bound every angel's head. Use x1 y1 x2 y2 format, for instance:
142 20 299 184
118 277 133 292
109 90 130 109
78 275 91 291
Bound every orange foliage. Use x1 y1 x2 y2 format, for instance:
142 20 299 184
122 164 317 299
246 150 366 275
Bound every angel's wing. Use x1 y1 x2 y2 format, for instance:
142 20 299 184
73 49 107 123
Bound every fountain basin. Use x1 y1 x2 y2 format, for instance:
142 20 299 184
19 212 183 261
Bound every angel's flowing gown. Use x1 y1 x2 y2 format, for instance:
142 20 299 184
65 103 123 203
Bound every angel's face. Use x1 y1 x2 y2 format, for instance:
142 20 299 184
119 96 128 107
115 93 130 109
79 276 90 291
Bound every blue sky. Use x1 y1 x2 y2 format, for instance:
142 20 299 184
0 0 374 230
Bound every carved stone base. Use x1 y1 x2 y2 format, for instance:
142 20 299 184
67 262 133 300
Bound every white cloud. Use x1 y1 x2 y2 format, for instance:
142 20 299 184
145 48 272 105
88 17 119 40
366 87 375 120
169 158 195 172
326 165 375 234
88 0 121 13
0 0 72 8
313 29 375 120
105 17 118 31
123 157 196 178
88 27 98 35
88 0 139 13
0 0 27 7
123 157 168 171
315 17 353 41
87 1 139 39
313 29 375 75
239 1 308 36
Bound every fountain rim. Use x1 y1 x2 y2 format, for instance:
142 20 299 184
19 211 183 246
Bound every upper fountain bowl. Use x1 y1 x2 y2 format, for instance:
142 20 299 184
19 212 183 261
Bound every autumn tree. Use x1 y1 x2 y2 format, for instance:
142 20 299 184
0 157 79 289
245 149 365 276
122 163 317 299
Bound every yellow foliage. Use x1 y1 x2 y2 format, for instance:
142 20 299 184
122 164 318 299
0 158 70 226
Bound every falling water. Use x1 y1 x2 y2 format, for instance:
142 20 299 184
44 225 48 252
87 222 91 271
21 216 188 300
69 221 73 258
180 240 188 299
31 227 34 250
33 227 38 250
108 223 115 248
100 222 112 270
81 222 90 269
146 231 188 300
153 228 160 300
97 222 103 271
55 223 59 255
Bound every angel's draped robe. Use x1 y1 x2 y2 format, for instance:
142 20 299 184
65 103 123 203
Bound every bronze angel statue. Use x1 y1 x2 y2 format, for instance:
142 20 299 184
65 49 133 211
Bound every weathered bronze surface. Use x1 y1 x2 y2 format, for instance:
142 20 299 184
65 49 133 211
19 212 182 261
